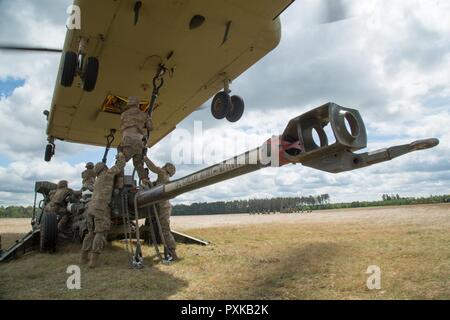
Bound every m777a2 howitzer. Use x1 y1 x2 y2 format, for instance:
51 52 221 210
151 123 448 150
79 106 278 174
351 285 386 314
0 103 439 263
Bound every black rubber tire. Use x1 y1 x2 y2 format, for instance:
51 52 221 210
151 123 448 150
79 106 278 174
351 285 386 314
40 212 58 252
44 144 54 162
82 56 99 92
60 51 77 87
211 91 232 120
226 95 245 123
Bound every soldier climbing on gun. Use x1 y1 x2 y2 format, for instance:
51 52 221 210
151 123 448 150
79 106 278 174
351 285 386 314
117 96 153 189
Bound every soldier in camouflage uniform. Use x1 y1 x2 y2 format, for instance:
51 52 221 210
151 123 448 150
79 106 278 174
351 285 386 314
80 153 126 268
81 162 96 192
44 180 73 233
117 96 153 188
143 156 178 261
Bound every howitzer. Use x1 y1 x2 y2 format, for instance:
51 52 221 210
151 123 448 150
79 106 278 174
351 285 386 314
1 102 439 262
132 102 439 211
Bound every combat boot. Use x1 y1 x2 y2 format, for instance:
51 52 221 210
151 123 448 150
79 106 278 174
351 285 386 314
171 250 178 261
164 247 178 262
88 252 100 268
80 251 89 264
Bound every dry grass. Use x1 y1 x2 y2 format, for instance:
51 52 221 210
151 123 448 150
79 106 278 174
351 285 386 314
0 204 449 300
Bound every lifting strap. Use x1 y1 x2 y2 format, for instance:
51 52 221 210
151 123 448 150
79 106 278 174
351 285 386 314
102 129 116 164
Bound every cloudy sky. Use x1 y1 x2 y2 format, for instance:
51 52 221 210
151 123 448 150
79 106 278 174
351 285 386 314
0 0 449 206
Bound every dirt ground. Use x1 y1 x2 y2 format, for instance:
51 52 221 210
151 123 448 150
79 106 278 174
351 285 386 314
0 204 449 300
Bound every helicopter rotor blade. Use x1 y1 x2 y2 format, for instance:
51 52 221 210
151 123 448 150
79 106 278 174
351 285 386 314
0 45 62 53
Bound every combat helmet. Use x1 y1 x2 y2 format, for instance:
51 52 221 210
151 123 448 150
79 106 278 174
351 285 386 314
94 162 108 176
164 163 176 177
127 96 140 107
85 162 94 169
57 180 68 188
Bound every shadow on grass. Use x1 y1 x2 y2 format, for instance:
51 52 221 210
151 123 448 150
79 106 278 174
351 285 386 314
231 242 342 299
0 235 189 300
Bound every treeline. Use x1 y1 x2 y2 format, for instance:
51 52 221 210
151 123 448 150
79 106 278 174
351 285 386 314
1 195 449 218
173 194 450 216
0 206 34 218
173 194 331 215
317 194 450 210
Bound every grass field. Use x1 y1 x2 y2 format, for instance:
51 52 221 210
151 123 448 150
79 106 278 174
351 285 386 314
0 204 449 300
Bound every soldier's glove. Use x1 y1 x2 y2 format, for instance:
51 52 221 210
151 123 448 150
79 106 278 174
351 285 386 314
116 152 125 161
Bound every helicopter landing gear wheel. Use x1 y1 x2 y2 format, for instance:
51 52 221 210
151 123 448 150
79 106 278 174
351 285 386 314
211 91 232 120
82 56 99 92
40 212 58 253
226 95 245 123
60 51 77 87
44 143 55 162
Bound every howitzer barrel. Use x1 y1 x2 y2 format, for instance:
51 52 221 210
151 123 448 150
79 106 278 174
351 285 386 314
136 146 272 208
135 102 439 209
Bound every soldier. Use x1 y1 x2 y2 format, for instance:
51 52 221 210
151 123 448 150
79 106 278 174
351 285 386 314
143 156 178 261
81 153 126 268
44 180 73 233
81 162 96 192
117 96 153 188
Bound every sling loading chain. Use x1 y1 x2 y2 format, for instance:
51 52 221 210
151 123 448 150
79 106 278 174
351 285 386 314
121 191 144 269
148 63 167 118
144 64 167 146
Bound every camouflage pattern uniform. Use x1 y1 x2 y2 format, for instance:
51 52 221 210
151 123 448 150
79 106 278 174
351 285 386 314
81 162 96 191
44 180 72 233
117 96 153 187
143 156 177 258
81 153 126 268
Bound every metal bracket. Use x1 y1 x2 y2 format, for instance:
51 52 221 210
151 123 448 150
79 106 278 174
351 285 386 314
134 1 143 26
223 78 232 94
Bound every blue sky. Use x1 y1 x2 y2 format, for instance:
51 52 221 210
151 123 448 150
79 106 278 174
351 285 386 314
0 0 449 206
0 78 25 98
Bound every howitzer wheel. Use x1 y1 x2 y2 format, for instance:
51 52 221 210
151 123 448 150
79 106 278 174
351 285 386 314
40 212 58 252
